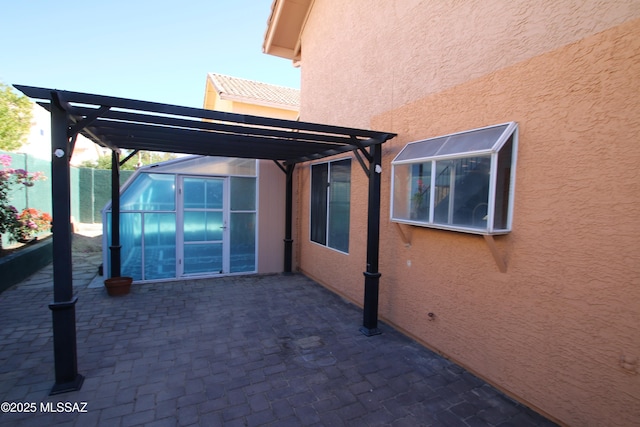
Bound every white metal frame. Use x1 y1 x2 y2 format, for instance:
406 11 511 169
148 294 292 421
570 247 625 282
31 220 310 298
102 157 259 282
390 122 518 235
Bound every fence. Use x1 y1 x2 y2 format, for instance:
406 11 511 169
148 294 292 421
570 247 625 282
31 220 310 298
1 151 134 239
78 168 134 223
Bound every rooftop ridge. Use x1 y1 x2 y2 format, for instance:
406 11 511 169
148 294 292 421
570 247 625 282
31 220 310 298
208 72 300 108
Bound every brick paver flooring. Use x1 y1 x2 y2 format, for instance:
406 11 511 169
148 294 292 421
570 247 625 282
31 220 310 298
0 271 558 426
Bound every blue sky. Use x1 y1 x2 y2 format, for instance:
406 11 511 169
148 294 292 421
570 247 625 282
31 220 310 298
0 0 300 108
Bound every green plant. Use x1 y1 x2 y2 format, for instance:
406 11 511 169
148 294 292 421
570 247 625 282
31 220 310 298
0 83 33 152
0 154 48 242
411 178 429 216
15 208 52 240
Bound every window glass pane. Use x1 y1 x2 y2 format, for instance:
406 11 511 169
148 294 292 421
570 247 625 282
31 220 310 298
184 178 223 209
106 212 142 280
230 212 256 273
184 243 222 275
230 177 256 211
184 211 223 242
434 157 491 228
310 163 328 245
394 136 448 162
120 173 175 211
409 163 431 221
494 136 513 230
183 178 204 208
433 161 453 224
436 125 508 156
328 159 351 252
143 213 176 280
392 164 412 220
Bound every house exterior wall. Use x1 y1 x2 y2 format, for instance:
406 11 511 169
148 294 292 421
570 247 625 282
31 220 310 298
292 2 640 426
203 80 298 120
257 159 291 273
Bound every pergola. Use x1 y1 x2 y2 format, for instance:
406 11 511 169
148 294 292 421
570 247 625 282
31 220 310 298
15 85 396 394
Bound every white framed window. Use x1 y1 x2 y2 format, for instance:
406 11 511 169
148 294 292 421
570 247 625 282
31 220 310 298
391 122 518 235
310 158 351 252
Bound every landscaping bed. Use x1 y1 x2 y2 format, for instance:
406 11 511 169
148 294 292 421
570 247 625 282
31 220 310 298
0 236 53 294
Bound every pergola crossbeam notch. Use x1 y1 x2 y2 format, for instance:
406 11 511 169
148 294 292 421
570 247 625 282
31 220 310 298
68 105 111 138
353 148 370 176
119 149 139 166
273 160 287 174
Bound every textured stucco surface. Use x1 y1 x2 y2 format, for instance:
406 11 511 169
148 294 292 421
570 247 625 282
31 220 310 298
294 2 640 426
300 0 640 129
257 160 286 273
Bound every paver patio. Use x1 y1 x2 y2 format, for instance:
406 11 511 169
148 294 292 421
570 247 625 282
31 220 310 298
0 241 558 426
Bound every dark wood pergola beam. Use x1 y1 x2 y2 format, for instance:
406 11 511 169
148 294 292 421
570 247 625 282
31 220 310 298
14 85 396 395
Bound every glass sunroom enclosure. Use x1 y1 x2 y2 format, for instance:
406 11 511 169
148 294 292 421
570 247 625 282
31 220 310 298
102 156 258 281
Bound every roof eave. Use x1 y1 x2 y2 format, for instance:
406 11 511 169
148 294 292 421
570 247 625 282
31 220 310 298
263 0 314 62
218 93 299 112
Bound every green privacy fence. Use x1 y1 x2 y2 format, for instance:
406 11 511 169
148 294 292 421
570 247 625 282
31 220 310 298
1 150 134 227
3 151 53 216
78 168 134 223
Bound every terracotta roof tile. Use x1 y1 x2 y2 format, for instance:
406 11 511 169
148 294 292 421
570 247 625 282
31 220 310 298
208 73 300 109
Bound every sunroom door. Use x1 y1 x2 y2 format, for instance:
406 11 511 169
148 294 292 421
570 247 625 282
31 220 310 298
179 176 228 276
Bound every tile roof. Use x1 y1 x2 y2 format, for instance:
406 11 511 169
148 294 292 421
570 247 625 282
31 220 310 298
208 73 300 109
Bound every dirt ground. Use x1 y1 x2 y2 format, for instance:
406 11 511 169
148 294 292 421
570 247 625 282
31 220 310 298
0 223 103 258
71 223 103 253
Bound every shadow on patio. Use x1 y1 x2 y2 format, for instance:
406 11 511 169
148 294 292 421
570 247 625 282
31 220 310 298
0 270 558 426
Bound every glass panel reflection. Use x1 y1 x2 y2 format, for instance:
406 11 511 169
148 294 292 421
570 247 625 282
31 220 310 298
120 173 175 211
184 211 223 242
328 159 350 252
434 157 490 228
106 212 142 280
184 243 222 275
230 212 256 273
230 177 256 211
184 178 223 209
144 213 176 280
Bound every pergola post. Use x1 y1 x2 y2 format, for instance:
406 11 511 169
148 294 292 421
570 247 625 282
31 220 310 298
110 150 121 278
48 94 84 394
284 163 295 273
360 144 383 336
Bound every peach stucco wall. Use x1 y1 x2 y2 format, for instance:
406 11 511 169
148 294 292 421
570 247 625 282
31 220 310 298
299 0 640 128
203 80 298 120
257 160 289 274
293 2 640 426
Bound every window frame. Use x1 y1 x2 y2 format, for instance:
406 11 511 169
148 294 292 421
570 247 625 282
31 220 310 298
391 122 518 235
310 157 351 253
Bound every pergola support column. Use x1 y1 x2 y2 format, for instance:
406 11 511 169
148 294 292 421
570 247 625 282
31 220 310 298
48 94 84 394
284 163 295 273
110 150 122 278
360 144 383 336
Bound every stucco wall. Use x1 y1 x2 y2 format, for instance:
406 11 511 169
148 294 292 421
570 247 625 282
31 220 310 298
257 160 288 273
300 0 640 128
294 2 640 426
